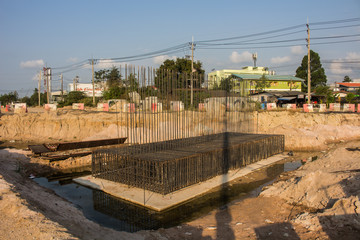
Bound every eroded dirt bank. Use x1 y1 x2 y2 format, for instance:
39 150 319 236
1 110 360 151
256 111 360 151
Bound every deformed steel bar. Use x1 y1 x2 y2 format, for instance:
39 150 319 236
92 133 284 195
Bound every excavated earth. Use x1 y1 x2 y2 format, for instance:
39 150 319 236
0 109 360 239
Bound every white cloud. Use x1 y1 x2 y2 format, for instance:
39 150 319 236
329 52 360 75
330 62 352 75
270 56 291 64
20 59 44 68
153 55 177 65
67 57 78 63
94 60 122 69
32 72 41 81
291 46 304 55
229 51 252 63
346 52 360 60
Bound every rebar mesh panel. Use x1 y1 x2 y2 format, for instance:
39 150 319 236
92 132 284 194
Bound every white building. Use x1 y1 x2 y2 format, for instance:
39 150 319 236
69 83 104 97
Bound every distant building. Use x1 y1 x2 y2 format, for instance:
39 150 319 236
51 90 68 102
208 66 270 89
208 66 304 93
69 83 104 97
250 91 306 104
231 74 303 93
335 82 360 93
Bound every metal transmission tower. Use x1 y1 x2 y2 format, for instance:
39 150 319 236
252 53 257 67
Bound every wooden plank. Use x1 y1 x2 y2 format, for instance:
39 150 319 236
28 137 127 154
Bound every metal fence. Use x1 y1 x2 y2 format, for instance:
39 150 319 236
92 133 284 194
100 65 254 145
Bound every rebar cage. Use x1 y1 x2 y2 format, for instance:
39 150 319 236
92 133 284 194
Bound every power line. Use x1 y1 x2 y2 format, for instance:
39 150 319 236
311 38 360 46
311 33 360 40
197 33 360 47
309 17 360 26
196 38 360 50
196 24 305 43
51 60 89 70
269 63 300 69
197 29 305 46
47 17 360 74
322 60 360 63
198 37 304 46
312 23 360 31
97 43 188 62
51 62 90 76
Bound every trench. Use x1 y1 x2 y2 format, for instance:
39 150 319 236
33 159 303 233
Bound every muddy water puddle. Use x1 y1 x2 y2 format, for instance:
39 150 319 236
33 157 306 233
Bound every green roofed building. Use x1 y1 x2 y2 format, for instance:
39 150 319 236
207 66 304 93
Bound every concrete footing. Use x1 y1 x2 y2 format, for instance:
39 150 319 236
74 153 288 211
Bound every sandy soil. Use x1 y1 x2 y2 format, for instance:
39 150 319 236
2 110 360 151
0 110 359 239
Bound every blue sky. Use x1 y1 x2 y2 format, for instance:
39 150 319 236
1 0 359 97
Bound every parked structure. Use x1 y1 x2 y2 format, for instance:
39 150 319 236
335 82 360 93
232 73 303 93
69 83 104 97
250 91 305 104
207 66 304 93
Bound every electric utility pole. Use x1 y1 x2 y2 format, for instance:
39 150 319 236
48 68 52 103
60 73 63 100
91 59 96 105
307 22 311 104
44 67 50 104
38 70 41 106
190 36 195 106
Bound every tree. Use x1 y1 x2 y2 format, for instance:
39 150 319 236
314 85 336 104
95 67 122 88
212 81 220 90
94 69 109 83
155 57 205 95
28 88 47 106
0 91 18 105
124 73 139 92
106 67 122 88
345 93 355 103
102 86 126 100
314 85 331 95
58 91 87 107
20 96 31 106
343 75 352 83
219 76 234 92
295 50 327 91
255 74 271 92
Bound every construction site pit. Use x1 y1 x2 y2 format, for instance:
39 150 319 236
33 156 304 233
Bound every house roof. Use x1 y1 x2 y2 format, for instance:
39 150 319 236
251 91 306 97
336 82 360 87
232 74 304 81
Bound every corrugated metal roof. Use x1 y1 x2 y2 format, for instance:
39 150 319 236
232 74 304 81
336 82 360 87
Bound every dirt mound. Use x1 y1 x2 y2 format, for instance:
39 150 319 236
261 141 360 232
0 148 144 240
0 177 75 239
256 111 360 150
0 111 127 142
